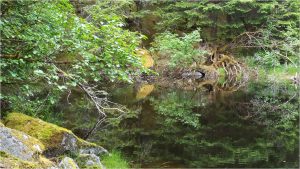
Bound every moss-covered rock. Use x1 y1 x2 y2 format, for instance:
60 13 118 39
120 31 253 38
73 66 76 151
75 154 104 169
0 147 55 169
4 112 107 157
0 124 56 168
58 157 79 169
0 151 39 169
0 126 44 161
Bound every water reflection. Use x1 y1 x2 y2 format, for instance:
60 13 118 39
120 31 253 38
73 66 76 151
61 80 299 168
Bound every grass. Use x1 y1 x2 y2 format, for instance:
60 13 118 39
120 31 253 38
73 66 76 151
101 150 129 169
271 65 298 75
264 65 299 82
244 57 299 82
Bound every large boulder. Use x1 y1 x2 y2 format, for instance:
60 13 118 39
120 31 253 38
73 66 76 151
0 125 55 168
1 152 59 169
0 126 44 161
4 112 107 157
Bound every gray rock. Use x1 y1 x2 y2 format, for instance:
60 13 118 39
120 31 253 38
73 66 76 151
0 126 43 161
76 154 105 169
79 146 108 156
5 112 107 158
182 71 203 79
61 133 78 152
59 157 80 169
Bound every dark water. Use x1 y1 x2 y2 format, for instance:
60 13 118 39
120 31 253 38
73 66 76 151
60 80 299 168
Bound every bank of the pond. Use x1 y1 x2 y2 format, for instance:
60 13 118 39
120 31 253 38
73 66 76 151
0 113 128 169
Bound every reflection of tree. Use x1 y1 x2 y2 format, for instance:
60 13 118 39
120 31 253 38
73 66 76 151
90 81 298 168
55 90 99 137
150 92 202 128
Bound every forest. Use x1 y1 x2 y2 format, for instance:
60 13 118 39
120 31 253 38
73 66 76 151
0 0 299 168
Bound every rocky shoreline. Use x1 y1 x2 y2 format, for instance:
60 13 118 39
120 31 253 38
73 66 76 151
0 113 107 169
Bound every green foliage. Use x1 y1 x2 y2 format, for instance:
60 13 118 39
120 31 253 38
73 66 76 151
0 0 148 117
151 30 208 68
151 92 201 128
253 25 300 66
254 51 280 68
1 0 91 84
243 0 300 66
249 82 299 127
1 82 64 124
82 0 146 82
1 0 146 86
134 0 279 42
101 150 129 169
133 0 300 67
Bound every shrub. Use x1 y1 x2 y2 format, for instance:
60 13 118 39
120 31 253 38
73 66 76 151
151 30 208 68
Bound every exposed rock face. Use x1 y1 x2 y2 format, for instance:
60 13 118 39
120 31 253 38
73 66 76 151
1 151 38 169
59 157 79 169
61 133 78 152
76 154 105 169
0 126 44 161
79 147 107 156
4 112 107 157
0 125 56 169
2 112 108 168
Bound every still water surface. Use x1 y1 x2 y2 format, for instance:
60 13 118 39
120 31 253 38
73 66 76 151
61 80 299 168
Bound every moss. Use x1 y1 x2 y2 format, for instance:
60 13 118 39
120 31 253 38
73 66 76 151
4 112 103 152
0 127 54 168
38 156 55 168
66 157 79 168
0 121 4 127
0 151 51 169
4 112 68 148
58 157 81 169
0 151 9 158
9 127 45 154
